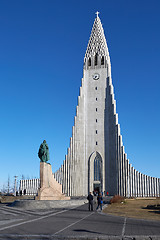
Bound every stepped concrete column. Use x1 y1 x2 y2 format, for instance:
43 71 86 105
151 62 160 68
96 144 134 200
145 175 147 197
124 154 127 197
129 165 132 197
147 176 149 197
156 178 158 197
139 173 141 197
134 169 137 197
126 160 130 197
149 176 151 196
153 178 156 197
157 178 159 197
146 176 148 197
142 174 144 197
62 163 64 193
131 166 133 197
141 174 144 197
151 177 153 197
137 171 139 197
64 158 67 194
151 177 153 196
137 171 140 197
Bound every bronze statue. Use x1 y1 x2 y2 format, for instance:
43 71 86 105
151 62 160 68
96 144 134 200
38 140 49 162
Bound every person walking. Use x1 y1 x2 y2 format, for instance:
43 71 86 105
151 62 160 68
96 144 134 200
87 192 93 211
96 193 103 211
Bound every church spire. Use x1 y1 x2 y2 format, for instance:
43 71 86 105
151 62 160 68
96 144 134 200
84 12 111 70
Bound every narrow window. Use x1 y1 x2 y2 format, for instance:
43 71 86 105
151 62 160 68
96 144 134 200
101 56 104 65
94 156 101 181
95 53 98 66
96 119 97 123
95 87 97 90
96 98 97 101
96 141 98 145
96 130 98 134
96 108 97 112
88 58 91 66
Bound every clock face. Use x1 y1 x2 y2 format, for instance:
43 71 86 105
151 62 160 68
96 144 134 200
93 73 100 80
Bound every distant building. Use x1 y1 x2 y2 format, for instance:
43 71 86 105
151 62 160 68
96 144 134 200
54 13 160 197
19 179 40 196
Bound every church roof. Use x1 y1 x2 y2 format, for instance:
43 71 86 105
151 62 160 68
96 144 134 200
85 14 109 58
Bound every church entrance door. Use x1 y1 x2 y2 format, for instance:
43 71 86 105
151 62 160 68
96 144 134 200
93 182 101 194
88 151 103 193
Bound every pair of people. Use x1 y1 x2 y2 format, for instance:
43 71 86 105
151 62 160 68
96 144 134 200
87 192 103 211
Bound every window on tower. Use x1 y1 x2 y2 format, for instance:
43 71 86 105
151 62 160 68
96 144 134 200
101 56 104 65
95 53 98 66
88 58 91 66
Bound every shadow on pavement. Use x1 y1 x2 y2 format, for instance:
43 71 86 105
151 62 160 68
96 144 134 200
73 229 107 235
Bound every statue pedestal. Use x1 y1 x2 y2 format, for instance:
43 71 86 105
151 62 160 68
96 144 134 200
36 162 70 200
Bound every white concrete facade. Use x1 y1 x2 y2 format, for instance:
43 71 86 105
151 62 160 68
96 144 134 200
54 15 160 197
19 178 40 196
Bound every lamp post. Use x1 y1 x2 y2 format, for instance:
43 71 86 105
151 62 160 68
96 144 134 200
14 176 18 196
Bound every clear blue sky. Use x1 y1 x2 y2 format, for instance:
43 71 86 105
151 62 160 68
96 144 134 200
0 0 160 190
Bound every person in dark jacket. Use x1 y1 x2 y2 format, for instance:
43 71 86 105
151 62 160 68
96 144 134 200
87 192 93 211
96 193 103 211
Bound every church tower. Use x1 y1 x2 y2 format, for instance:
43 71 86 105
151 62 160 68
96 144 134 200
83 12 117 195
54 13 160 197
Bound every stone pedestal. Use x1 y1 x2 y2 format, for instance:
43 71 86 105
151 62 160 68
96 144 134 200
36 162 70 200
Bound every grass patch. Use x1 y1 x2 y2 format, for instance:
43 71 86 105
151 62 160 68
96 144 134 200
103 198 160 221
0 195 34 203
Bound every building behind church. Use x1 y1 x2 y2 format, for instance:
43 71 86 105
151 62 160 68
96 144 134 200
19 178 40 196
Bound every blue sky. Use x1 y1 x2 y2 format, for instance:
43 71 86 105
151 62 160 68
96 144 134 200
0 0 160 190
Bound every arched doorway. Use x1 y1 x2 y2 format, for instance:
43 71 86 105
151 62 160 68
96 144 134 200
88 151 103 194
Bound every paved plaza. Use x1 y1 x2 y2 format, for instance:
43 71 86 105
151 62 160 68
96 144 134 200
0 202 160 239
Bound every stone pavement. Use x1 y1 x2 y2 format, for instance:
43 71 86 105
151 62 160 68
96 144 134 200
0 201 160 239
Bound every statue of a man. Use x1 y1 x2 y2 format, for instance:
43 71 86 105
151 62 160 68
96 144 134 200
38 140 49 162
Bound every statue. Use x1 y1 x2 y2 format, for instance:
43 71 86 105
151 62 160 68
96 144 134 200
38 140 49 162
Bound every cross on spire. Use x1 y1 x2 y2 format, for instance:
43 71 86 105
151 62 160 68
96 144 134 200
95 11 100 18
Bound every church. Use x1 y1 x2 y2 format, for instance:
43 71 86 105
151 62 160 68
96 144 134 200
54 13 160 197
